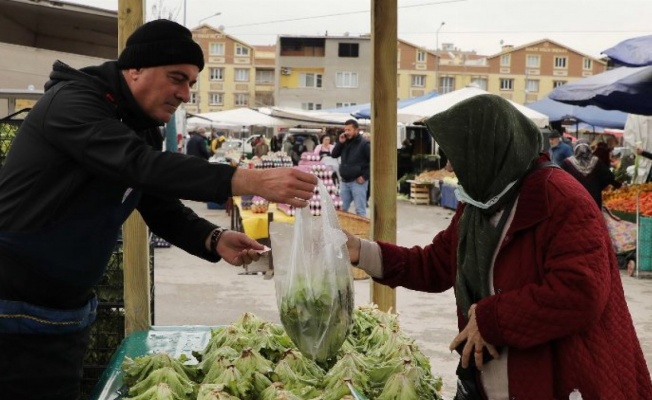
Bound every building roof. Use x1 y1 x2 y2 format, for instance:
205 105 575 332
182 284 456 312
487 38 607 64
0 0 118 59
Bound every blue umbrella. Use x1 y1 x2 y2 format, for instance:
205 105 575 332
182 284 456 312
548 65 652 115
602 35 652 67
527 96 627 128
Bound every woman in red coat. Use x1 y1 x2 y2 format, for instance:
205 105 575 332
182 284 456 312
346 95 652 399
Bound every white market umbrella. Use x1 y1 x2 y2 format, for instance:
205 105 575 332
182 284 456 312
399 86 549 128
187 108 292 128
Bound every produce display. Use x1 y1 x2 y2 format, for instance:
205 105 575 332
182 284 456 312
603 183 652 215
413 169 456 184
278 162 342 217
250 196 269 214
120 306 443 400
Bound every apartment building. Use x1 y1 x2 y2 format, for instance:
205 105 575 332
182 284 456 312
190 24 257 113
485 39 608 104
397 39 439 99
274 35 372 110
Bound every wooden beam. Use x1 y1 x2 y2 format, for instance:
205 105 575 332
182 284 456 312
118 0 150 335
370 0 397 312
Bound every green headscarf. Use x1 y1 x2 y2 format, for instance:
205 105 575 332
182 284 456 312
424 94 542 319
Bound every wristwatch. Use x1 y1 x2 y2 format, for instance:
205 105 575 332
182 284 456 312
209 227 228 256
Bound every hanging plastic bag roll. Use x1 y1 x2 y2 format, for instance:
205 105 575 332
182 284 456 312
270 180 354 363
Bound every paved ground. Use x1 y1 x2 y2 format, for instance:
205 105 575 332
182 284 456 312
153 199 652 399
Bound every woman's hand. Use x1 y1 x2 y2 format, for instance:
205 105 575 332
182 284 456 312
216 230 265 266
449 304 500 370
343 229 361 264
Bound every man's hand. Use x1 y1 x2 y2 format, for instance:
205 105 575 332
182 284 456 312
232 167 317 208
216 230 265 266
339 133 347 143
343 229 361 264
448 304 500 370
355 176 366 184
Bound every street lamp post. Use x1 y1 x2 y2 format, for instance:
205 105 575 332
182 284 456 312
435 21 445 93
199 11 222 25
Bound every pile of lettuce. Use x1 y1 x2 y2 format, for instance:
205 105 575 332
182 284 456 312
121 306 443 400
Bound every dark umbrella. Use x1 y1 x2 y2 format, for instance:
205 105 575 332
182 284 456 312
602 35 652 67
548 65 652 115
527 96 627 128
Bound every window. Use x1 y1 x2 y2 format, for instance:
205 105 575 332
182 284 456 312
525 79 539 93
336 72 358 88
301 103 322 110
209 93 223 105
554 56 567 69
500 54 511 67
439 77 454 94
470 78 488 90
583 58 593 70
209 43 224 56
255 70 274 84
189 92 197 104
209 68 224 81
526 55 540 68
299 73 323 88
416 50 426 63
235 69 250 82
234 93 249 106
235 44 250 56
411 75 426 88
500 78 514 90
338 43 359 57
553 80 567 88
336 102 357 108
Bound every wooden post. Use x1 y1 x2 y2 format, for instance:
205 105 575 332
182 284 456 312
370 0 397 313
118 0 150 335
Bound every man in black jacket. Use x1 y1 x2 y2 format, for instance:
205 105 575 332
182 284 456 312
0 19 316 400
186 127 211 159
331 119 371 216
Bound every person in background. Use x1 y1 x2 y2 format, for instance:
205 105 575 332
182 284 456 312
303 134 316 153
548 129 573 166
313 135 333 159
270 133 283 153
253 136 269 158
343 95 652 399
634 145 652 182
331 119 371 216
0 19 317 400
561 140 621 209
186 126 210 160
210 132 225 155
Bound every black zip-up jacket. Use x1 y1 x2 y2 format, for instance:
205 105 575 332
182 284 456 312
331 134 371 182
0 61 236 309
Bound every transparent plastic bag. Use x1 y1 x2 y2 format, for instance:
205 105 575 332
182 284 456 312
270 180 354 363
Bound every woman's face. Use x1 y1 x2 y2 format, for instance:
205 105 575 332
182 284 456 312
323 136 331 145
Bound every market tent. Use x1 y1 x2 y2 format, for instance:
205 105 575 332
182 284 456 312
527 96 627 129
602 34 652 67
348 91 440 119
261 106 367 127
549 65 652 115
396 86 549 127
187 108 291 129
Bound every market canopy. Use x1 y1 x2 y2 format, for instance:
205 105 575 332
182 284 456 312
526 96 627 129
395 86 549 127
549 65 652 116
345 91 440 119
602 34 652 67
261 106 367 127
187 108 291 129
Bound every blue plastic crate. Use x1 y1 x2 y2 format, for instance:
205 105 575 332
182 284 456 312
440 184 459 210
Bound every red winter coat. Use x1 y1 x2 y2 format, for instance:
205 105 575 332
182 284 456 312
376 166 652 399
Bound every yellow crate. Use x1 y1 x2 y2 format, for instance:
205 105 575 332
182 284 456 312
336 210 370 280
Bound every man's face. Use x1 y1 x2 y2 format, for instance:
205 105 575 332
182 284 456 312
343 124 359 140
549 137 560 147
125 64 199 123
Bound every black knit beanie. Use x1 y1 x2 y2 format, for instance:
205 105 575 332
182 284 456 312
117 19 205 71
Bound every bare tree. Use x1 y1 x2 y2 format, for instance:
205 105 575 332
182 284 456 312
149 0 181 22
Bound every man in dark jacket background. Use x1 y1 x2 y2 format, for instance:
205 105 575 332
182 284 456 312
186 127 211 159
0 19 316 400
331 119 371 216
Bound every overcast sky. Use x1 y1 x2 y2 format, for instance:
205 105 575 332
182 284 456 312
67 0 651 58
